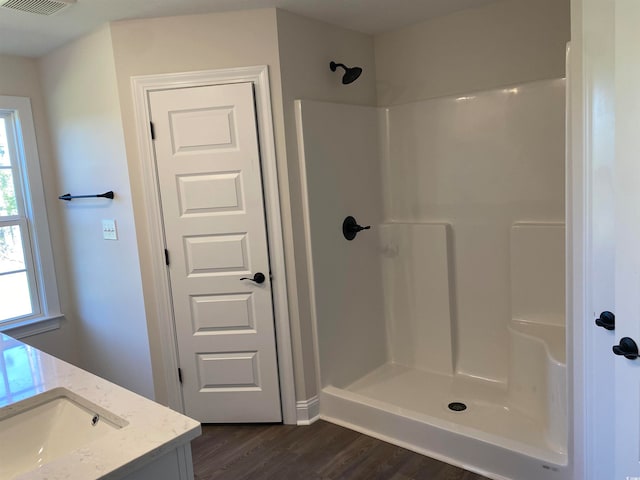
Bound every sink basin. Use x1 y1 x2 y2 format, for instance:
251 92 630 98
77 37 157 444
0 387 128 479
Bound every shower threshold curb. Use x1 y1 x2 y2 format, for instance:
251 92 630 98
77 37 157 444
320 387 568 480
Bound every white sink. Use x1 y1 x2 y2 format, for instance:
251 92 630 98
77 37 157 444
0 387 128 479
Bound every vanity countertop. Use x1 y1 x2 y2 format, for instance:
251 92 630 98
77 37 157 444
0 333 201 479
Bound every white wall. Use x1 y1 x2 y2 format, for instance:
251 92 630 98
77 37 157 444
296 100 386 389
383 79 566 382
38 27 154 399
375 0 570 106
276 9 377 399
0 54 78 363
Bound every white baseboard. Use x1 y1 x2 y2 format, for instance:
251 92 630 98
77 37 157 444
296 395 320 425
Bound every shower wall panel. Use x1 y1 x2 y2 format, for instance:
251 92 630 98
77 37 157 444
295 100 387 389
379 223 454 375
510 223 566 326
383 79 566 383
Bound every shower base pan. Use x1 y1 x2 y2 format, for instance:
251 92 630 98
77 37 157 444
320 363 568 480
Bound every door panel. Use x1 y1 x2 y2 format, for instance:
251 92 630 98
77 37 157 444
150 82 281 423
190 293 255 332
176 173 243 214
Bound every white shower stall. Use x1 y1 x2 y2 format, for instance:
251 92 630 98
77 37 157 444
296 78 566 480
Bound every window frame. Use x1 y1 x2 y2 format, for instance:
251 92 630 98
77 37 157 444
1 112 41 319
0 95 61 336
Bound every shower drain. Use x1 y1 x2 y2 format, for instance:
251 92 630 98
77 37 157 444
448 402 467 412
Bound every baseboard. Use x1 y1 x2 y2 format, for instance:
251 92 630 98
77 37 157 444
296 395 320 425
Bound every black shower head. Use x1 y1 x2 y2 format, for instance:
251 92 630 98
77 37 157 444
330 61 363 85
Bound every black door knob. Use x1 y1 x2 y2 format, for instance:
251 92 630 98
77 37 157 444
613 337 639 360
240 272 266 284
595 311 615 330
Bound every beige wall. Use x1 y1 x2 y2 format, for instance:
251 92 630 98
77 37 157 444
108 9 288 403
275 9 377 399
107 8 377 404
375 0 570 106
0 54 78 363
38 27 154 399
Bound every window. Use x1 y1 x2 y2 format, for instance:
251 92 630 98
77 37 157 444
0 96 60 334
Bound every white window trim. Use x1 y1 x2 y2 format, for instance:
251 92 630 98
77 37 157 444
0 95 61 334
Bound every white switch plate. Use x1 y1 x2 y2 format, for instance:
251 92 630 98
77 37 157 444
102 219 118 240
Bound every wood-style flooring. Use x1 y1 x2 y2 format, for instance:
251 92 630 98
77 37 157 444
191 420 490 480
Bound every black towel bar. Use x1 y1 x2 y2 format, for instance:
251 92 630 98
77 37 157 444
58 191 114 201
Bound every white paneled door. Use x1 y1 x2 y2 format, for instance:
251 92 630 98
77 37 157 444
149 82 281 423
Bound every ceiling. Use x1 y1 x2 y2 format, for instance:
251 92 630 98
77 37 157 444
0 0 501 58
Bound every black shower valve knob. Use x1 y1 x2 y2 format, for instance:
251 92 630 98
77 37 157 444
342 216 370 241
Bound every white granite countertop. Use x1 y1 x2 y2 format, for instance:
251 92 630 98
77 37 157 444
0 333 201 479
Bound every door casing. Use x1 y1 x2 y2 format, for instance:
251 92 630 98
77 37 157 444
131 65 296 424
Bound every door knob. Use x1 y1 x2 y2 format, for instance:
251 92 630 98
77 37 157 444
240 272 266 284
613 337 639 360
595 311 615 330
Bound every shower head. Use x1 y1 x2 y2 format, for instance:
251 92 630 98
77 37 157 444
330 61 362 85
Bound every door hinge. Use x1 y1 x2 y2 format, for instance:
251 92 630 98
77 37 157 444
178 367 183 384
150 121 156 140
164 248 170 266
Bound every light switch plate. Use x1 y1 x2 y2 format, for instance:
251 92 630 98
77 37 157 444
102 219 118 240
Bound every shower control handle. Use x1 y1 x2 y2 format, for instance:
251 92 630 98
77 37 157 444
240 272 266 284
613 337 639 360
343 216 371 241
595 311 615 330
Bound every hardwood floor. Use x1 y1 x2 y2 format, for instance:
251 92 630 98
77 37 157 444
191 420 490 480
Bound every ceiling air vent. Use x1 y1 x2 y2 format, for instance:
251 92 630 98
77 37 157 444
0 0 76 15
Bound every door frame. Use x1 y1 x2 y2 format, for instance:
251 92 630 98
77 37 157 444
570 0 617 477
130 65 296 424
